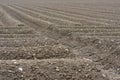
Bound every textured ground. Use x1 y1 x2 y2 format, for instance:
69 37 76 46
0 0 120 80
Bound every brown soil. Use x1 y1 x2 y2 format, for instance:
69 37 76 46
0 59 108 80
0 0 120 80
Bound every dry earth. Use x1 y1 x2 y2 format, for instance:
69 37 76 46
0 0 120 80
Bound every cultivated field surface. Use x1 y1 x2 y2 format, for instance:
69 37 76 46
0 0 120 80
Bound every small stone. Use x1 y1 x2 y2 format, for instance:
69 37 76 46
102 74 106 77
55 67 60 72
8 70 13 72
12 60 17 64
18 67 23 71
111 39 114 42
117 68 120 71
21 75 24 77
65 49 69 52
78 69 81 72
